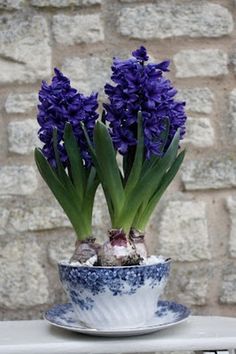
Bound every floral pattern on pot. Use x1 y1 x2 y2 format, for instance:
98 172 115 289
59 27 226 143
59 261 170 296
58 260 171 329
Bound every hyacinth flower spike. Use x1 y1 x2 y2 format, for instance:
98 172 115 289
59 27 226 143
83 46 187 265
34 69 100 263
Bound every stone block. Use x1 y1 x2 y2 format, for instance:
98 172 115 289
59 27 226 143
0 166 38 195
0 15 51 83
220 264 236 304
8 119 39 155
118 3 233 39
228 89 236 144
157 200 211 261
226 197 236 258
52 14 104 45
48 236 76 266
0 0 24 9
9 206 71 232
185 118 214 148
164 264 210 306
0 239 49 308
0 208 9 235
31 0 101 6
174 50 228 78
62 56 111 95
182 159 236 190
177 88 214 114
5 93 38 114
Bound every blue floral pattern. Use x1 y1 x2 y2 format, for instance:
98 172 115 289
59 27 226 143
68 290 94 310
58 262 170 311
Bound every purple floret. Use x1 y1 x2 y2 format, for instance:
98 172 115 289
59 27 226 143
37 68 98 168
103 46 187 159
132 46 149 62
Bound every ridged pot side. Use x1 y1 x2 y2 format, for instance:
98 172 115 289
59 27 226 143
58 260 171 330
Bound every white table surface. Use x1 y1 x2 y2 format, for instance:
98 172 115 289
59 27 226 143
0 316 236 354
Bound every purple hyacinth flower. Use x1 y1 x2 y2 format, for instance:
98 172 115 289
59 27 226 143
37 68 98 168
103 47 187 159
132 46 149 62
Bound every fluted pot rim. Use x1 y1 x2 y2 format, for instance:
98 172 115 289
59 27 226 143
58 257 171 269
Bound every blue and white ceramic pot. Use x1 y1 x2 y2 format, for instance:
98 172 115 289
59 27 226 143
58 260 171 330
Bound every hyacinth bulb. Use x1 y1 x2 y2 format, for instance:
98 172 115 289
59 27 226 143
70 237 101 264
98 229 141 266
129 229 148 260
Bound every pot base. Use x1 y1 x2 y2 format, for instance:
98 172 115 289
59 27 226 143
45 300 191 336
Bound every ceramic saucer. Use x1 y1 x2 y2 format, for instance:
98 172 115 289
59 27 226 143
44 301 191 337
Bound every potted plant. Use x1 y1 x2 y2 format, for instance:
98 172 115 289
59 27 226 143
35 46 187 331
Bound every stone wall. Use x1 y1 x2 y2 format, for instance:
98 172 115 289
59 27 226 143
0 0 236 320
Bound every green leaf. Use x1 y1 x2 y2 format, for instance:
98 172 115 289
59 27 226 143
81 122 114 223
83 167 99 222
159 117 170 154
135 150 186 229
34 148 90 239
52 128 76 193
35 148 66 197
115 130 180 230
141 117 169 174
52 128 65 180
135 129 181 213
101 110 106 124
93 121 125 218
141 155 159 175
63 123 85 200
141 128 180 182
124 111 144 195
122 147 136 184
